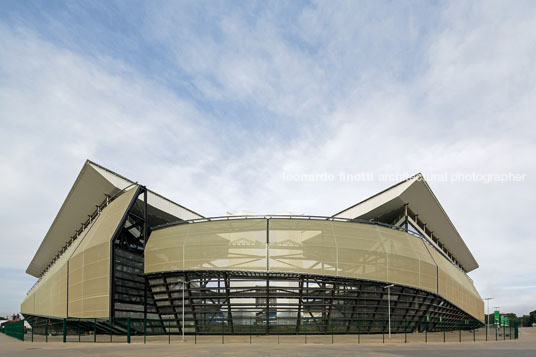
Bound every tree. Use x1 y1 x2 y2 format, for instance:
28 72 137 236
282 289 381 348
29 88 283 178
530 310 536 326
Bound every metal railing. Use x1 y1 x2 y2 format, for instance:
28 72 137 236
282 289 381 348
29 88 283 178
13 317 519 345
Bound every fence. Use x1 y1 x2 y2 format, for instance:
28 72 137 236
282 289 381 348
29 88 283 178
1 320 25 341
9 317 519 345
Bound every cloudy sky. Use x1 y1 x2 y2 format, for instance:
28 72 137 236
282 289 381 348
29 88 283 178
0 0 535 317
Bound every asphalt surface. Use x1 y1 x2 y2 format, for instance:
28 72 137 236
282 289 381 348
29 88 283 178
1 328 535 356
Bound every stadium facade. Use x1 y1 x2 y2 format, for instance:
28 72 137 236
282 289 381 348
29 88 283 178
21 160 484 335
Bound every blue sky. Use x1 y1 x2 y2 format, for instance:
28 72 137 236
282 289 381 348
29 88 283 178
1 1 535 317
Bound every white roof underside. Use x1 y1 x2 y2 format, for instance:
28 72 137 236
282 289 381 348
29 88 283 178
26 160 203 278
333 174 479 272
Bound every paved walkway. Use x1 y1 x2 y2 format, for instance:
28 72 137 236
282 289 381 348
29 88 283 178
1 328 535 356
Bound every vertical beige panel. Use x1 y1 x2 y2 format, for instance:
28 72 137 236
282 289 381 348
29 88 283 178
332 222 387 281
410 238 438 293
185 219 267 270
21 188 135 319
68 187 138 318
427 246 484 322
23 246 69 318
146 219 267 273
21 292 35 315
145 227 186 272
270 220 337 275
50 264 68 317
378 229 420 288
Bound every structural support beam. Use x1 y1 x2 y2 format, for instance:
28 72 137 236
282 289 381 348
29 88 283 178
224 272 234 333
143 271 481 335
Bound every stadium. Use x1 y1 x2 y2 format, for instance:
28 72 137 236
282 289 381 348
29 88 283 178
20 160 484 336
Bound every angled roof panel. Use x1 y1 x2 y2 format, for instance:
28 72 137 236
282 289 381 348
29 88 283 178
26 160 203 278
333 174 479 272
89 161 203 221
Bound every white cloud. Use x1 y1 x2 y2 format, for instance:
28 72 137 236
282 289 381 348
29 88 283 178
0 25 220 268
1 1 535 316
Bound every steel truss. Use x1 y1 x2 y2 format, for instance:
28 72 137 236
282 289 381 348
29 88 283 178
146 270 483 335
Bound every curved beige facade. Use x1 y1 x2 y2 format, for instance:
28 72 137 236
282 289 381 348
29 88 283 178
145 218 484 322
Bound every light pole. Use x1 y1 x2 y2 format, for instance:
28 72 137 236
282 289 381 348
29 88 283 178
384 284 394 339
174 279 186 341
182 279 185 341
484 298 493 329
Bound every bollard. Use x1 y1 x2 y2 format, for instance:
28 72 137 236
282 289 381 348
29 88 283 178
63 319 66 343
45 320 48 343
78 319 81 342
357 317 360 344
459 325 461 343
94 318 97 343
404 319 407 343
473 328 475 342
127 317 131 344
382 319 385 343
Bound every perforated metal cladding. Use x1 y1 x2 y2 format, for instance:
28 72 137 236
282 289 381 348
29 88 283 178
145 218 484 322
427 247 483 320
145 219 267 272
20 222 86 318
68 187 137 318
20 291 34 315
21 188 137 319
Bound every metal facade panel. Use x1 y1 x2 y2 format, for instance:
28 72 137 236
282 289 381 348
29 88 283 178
145 219 267 273
146 218 484 322
68 187 138 318
21 187 137 320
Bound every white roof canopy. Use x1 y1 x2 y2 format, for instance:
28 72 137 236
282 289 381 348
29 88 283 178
26 160 203 278
333 174 479 272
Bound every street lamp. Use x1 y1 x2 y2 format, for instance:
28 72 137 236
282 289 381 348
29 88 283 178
384 284 394 339
173 279 186 341
483 298 493 328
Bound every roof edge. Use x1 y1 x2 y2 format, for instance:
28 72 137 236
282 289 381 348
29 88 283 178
332 173 422 218
25 160 96 277
88 160 205 219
